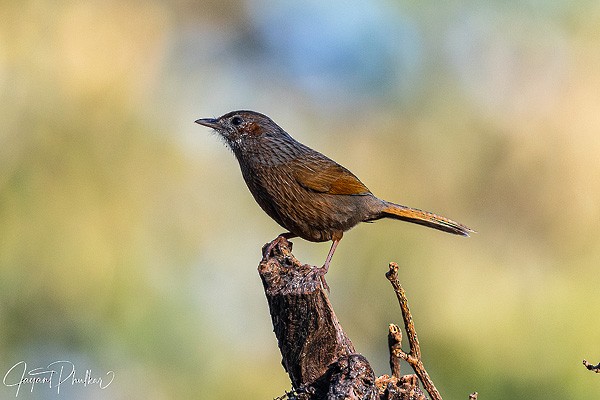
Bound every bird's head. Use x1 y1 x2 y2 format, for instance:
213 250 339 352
195 110 286 151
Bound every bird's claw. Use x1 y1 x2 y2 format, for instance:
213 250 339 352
317 266 330 293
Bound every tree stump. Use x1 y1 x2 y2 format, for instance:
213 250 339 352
258 237 439 400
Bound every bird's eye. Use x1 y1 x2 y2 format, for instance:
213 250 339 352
231 116 243 126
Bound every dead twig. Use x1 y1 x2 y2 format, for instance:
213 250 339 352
583 359 600 373
388 324 403 378
386 262 442 400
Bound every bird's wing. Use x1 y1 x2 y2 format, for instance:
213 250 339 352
292 155 371 195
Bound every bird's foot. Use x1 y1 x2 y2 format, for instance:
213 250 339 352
317 264 331 293
319 274 330 293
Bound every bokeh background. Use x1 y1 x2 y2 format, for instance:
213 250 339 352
1 0 600 398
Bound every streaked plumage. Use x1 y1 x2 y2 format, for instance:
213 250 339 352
196 110 473 275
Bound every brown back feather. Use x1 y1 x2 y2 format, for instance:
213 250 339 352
292 158 371 196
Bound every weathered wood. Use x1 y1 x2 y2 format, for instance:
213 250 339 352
259 236 366 398
259 237 470 400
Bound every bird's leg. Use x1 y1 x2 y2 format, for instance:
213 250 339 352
319 238 340 292
264 232 297 257
322 239 339 274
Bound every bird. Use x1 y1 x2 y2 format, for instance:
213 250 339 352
196 110 473 280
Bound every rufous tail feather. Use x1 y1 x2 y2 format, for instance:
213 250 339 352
380 202 474 236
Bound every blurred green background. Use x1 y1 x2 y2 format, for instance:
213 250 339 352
1 0 600 398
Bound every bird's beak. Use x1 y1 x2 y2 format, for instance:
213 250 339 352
195 118 221 129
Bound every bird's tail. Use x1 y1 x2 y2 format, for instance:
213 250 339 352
379 202 474 236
